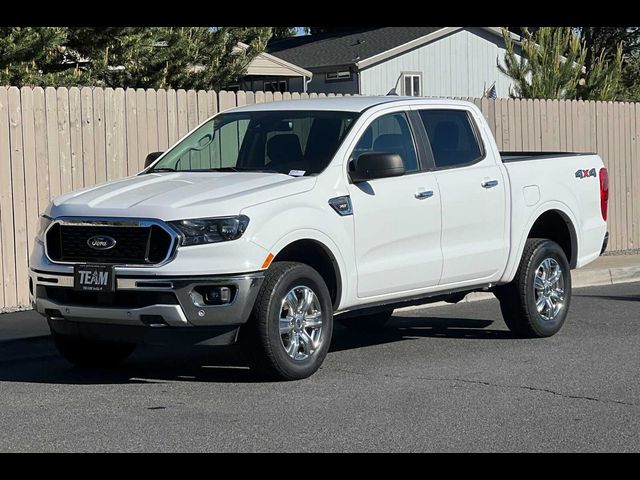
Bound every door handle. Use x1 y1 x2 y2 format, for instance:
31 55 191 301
481 179 499 189
415 189 434 200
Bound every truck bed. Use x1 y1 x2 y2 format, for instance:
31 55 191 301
499 150 606 271
500 151 593 162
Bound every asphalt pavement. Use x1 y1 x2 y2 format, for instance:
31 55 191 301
0 281 639 452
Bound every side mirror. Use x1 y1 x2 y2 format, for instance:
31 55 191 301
144 151 164 168
349 152 405 183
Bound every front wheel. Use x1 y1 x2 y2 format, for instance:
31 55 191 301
241 262 334 381
495 238 571 338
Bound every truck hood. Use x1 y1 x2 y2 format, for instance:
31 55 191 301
48 172 316 220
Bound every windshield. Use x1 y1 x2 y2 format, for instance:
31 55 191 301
147 110 359 176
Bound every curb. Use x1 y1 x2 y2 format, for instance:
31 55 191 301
396 265 640 312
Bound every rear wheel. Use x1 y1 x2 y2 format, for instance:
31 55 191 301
495 238 571 338
51 330 135 368
338 309 394 331
241 262 334 381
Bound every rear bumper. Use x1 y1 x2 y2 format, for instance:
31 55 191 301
30 269 264 330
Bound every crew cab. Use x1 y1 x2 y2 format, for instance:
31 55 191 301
29 97 609 380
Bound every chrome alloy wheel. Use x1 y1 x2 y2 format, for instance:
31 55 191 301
279 285 324 361
533 258 565 321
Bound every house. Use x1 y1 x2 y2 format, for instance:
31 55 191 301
225 42 313 93
266 27 523 98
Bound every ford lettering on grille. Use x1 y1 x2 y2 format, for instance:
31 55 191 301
87 235 117 250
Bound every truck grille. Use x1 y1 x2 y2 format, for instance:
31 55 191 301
46 222 175 265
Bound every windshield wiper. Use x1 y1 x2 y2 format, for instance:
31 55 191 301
148 167 177 173
207 167 281 174
208 166 242 172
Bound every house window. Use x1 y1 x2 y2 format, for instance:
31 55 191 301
326 70 351 81
402 73 421 96
264 80 288 93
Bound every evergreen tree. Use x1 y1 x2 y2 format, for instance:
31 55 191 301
64 27 158 88
151 27 272 90
0 26 273 90
271 27 298 39
619 51 640 100
499 27 623 101
0 27 86 86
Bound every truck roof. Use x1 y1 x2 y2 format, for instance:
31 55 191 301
229 96 476 113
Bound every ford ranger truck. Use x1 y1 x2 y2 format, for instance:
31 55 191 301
29 97 609 380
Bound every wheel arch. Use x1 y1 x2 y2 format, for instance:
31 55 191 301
503 203 580 283
526 209 578 268
269 233 345 310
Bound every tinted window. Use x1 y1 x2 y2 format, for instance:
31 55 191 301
418 110 483 169
148 111 358 176
352 112 419 173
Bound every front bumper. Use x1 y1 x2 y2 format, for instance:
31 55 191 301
30 269 264 328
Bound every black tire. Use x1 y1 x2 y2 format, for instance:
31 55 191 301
241 261 334 381
495 238 572 338
338 309 394 331
51 330 135 368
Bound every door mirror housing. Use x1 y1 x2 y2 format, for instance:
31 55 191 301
349 152 405 183
144 151 164 168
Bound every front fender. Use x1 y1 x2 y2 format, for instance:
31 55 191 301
243 199 355 310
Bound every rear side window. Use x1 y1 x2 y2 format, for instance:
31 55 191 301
418 110 484 169
352 112 419 173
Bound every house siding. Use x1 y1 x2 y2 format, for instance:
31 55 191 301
245 55 308 77
359 28 520 98
305 71 360 94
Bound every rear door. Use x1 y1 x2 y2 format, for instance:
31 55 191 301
414 107 508 285
347 110 442 298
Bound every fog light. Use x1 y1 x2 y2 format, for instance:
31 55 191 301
204 286 232 305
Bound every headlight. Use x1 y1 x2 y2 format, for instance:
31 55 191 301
36 215 53 240
168 215 250 246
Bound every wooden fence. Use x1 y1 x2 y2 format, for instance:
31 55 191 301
0 86 638 308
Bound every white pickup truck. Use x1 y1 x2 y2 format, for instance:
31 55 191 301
29 96 609 380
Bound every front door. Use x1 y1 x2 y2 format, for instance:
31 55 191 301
347 111 443 298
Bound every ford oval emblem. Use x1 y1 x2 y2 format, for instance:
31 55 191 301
87 235 117 250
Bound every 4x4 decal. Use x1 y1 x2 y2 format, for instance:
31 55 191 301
575 168 597 179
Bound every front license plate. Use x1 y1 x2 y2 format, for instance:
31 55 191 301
73 264 115 292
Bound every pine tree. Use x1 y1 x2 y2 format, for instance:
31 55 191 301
499 27 623 101
271 27 297 39
0 27 83 86
151 27 273 90
0 27 273 90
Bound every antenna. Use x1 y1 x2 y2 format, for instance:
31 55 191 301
386 72 403 96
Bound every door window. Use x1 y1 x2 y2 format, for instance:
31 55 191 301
352 112 419 173
418 110 484 169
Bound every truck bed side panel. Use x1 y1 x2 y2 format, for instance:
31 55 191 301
500 154 607 284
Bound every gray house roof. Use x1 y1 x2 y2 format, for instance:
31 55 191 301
268 27 520 71
267 27 444 70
